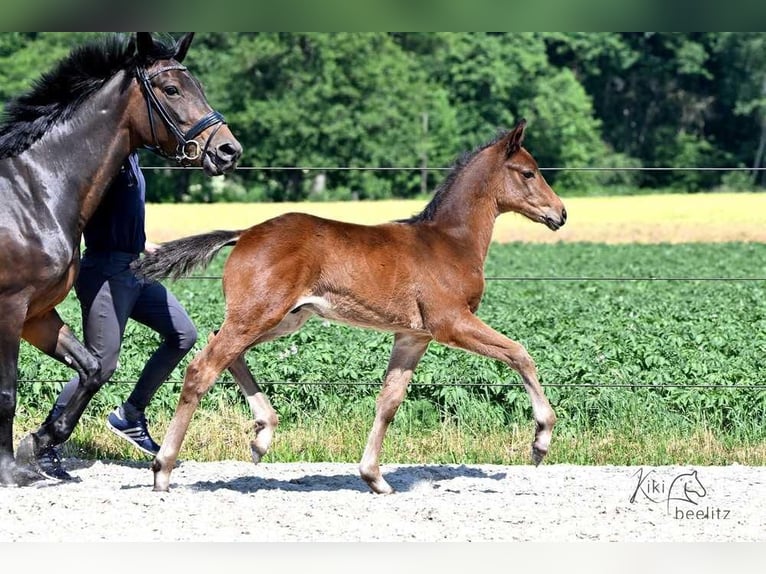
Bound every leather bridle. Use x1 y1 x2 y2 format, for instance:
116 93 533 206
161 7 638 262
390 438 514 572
135 63 226 164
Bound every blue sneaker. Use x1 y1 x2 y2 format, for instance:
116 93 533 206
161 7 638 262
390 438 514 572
106 406 160 456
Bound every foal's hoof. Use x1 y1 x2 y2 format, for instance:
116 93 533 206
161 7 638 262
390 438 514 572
250 441 265 465
363 476 396 495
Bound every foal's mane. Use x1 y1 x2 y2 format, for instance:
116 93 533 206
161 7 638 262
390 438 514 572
0 34 178 159
399 130 509 224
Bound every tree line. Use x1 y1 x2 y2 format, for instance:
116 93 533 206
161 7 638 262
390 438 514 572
1 32 765 202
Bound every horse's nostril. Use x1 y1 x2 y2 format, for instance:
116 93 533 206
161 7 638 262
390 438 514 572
217 141 241 161
561 208 568 223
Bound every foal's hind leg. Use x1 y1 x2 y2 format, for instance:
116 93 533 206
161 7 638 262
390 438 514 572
208 331 278 465
224 307 311 465
153 308 310 491
359 332 430 494
433 312 556 465
152 327 250 492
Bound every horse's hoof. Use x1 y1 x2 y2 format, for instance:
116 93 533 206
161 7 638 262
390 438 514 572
14 464 47 486
0 460 46 487
15 434 39 467
531 445 547 466
370 483 395 495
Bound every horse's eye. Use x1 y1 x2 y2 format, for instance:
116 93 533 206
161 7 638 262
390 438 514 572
163 85 180 96
522 170 535 179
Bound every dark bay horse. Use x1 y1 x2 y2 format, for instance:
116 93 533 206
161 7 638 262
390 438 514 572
0 32 242 486
135 120 566 494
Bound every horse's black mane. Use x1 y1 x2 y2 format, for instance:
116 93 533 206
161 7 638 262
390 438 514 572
399 130 509 224
0 34 178 159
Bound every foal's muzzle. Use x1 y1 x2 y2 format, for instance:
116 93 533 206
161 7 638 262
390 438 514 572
544 207 567 231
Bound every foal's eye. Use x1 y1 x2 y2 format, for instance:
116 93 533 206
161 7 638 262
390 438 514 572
522 170 535 179
163 85 180 96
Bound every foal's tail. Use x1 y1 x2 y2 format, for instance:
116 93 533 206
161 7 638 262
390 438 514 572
131 229 242 281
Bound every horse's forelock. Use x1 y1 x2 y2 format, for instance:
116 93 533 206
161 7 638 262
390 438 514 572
133 33 184 66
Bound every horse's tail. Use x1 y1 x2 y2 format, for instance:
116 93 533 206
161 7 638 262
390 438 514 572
131 229 242 281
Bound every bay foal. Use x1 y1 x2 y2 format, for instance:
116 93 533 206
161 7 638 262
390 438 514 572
135 120 567 494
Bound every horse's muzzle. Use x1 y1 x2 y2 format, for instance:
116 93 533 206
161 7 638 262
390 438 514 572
204 140 242 175
544 208 567 231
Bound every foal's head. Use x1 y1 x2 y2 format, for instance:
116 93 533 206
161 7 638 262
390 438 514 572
129 32 242 175
490 120 567 231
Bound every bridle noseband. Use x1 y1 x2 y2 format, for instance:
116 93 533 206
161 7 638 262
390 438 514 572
135 63 226 164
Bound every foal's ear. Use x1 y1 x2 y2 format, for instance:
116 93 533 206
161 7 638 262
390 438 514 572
504 119 527 158
174 33 195 63
135 33 155 60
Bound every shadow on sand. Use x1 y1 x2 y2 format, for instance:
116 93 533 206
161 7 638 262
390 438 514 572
56 457 510 494
185 464 508 494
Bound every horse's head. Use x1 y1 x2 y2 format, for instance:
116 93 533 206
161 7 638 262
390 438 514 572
493 120 567 231
129 32 242 176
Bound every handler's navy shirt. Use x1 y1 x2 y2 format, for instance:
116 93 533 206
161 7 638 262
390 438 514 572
83 152 146 255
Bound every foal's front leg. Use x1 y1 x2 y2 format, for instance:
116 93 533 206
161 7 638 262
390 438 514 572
360 332 430 494
433 312 556 464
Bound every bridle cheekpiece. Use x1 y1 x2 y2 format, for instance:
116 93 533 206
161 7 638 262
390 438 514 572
135 63 226 164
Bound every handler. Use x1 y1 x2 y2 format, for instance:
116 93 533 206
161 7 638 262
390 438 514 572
37 152 198 481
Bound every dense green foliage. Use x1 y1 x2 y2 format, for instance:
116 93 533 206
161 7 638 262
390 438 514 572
2 32 766 200
17 242 766 442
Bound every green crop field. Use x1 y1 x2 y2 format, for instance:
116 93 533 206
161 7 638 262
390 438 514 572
14 216 766 466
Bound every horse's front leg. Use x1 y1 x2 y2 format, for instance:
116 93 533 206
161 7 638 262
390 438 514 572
359 332 430 494
433 312 557 464
0 298 47 486
15 310 101 468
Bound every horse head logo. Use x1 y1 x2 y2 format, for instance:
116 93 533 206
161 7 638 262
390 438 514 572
666 470 707 513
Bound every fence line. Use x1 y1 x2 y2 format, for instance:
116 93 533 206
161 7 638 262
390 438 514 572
177 275 766 282
141 165 766 172
17 379 766 390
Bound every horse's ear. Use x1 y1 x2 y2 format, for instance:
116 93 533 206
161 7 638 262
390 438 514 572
505 119 527 158
135 33 155 60
174 33 195 63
